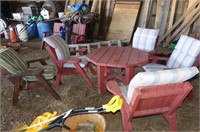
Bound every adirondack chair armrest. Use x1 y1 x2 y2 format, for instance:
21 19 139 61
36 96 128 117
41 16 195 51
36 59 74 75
106 80 130 112
55 58 81 67
149 49 157 55
106 80 127 102
26 56 49 66
6 68 44 79
149 56 169 63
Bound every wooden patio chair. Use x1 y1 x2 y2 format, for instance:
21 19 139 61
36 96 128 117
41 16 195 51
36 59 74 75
106 67 199 131
71 23 87 44
43 35 96 88
142 35 200 71
0 48 61 106
132 27 159 53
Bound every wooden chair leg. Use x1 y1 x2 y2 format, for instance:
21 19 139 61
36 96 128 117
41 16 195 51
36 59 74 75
163 112 176 132
12 78 21 106
75 64 94 88
121 108 132 131
56 71 62 87
37 75 61 100
187 90 193 101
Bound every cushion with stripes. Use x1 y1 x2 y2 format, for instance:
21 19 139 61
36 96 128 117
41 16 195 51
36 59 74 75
0 48 28 74
44 35 71 60
132 27 159 52
166 35 200 68
125 67 199 104
0 48 55 82
23 65 56 82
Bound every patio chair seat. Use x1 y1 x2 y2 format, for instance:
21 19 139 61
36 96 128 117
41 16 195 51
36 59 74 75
142 63 169 71
63 56 88 68
23 65 56 81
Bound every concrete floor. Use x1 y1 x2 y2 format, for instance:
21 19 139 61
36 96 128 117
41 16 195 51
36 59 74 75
0 38 199 131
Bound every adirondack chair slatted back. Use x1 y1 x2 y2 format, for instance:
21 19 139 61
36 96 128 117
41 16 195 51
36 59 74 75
129 83 191 118
44 35 71 60
0 48 28 74
73 23 86 35
167 35 200 68
132 27 159 52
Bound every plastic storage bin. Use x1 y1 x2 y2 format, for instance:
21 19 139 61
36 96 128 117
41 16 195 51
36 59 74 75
37 21 53 40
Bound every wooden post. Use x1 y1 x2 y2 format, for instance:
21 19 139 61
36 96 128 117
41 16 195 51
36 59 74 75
91 0 99 12
138 0 153 28
154 0 171 45
165 0 177 46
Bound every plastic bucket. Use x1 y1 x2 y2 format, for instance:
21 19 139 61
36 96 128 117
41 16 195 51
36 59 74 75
16 24 29 42
37 21 53 40
62 114 106 132
27 22 38 38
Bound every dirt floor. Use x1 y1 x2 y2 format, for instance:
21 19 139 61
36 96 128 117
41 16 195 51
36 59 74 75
0 37 199 131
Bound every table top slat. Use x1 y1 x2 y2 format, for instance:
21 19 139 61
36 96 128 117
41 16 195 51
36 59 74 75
107 47 125 67
98 46 118 66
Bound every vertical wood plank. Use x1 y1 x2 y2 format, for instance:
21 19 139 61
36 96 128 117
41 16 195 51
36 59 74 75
182 0 198 35
138 0 153 28
154 0 171 44
165 0 177 46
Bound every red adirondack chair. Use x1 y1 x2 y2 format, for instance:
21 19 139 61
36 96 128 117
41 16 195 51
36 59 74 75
106 67 199 131
43 35 96 88
71 23 87 44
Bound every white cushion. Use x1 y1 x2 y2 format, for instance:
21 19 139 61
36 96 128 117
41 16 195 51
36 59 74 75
132 27 159 52
63 55 88 68
142 63 169 72
126 67 199 104
167 35 200 68
44 35 71 60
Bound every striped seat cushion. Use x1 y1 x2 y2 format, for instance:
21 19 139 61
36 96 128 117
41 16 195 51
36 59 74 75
124 67 199 104
142 63 168 72
63 55 88 68
132 27 159 52
0 48 28 74
166 35 200 68
23 65 56 81
44 35 71 60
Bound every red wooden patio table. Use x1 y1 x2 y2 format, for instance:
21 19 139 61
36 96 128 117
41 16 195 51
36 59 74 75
86 46 149 94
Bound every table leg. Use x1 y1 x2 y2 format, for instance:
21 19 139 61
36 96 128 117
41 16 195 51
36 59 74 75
125 67 134 85
97 65 106 94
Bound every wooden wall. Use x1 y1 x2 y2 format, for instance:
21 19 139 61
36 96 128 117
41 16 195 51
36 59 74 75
91 0 200 47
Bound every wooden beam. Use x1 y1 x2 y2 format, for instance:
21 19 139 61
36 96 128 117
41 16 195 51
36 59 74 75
182 0 198 35
167 5 200 43
138 0 153 28
165 0 177 46
154 0 171 42
91 0 99 12
158 0 200 45
154 0 161 28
